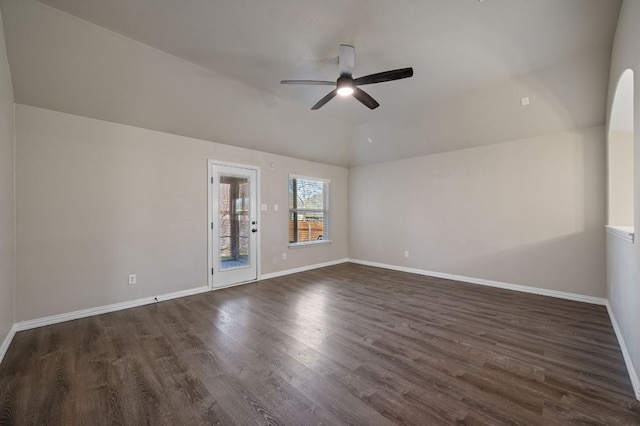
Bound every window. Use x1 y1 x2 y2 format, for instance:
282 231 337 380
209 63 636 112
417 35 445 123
288 175 329 244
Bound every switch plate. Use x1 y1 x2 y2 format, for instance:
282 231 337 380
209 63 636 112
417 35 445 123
128 274 136 285
282 253 287 260
404 251 409 258
274 204 278 212
520 96 530 106
261 204 267 211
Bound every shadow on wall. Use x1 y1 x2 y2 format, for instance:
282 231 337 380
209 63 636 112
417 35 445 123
422 128 604 296
349 125 606 297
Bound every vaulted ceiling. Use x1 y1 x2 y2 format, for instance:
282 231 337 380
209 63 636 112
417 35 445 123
0 0 622 166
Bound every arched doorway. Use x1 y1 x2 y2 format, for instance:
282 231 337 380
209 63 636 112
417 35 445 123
607 69 634 237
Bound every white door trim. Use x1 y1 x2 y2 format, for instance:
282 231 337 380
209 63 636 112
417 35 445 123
207 160 261 289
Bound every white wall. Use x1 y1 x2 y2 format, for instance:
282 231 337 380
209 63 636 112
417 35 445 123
608 130 634 225
349 43 610 298
606 0 640 399
15 105 348 322
0 0 352 324
350 127 605 297
0 9 14 354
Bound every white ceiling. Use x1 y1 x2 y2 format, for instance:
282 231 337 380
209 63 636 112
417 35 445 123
0 0 622 167
35 0 621 125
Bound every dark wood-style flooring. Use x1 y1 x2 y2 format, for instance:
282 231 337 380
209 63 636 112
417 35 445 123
1 263 639 425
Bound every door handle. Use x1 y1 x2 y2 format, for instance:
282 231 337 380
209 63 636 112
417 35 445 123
252 229 258 233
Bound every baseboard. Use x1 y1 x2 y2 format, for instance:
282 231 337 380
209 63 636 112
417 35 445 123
10 258 351 334
606 301 640 401
3 259 637 401
260 258 349 281
14 286 211 332
347 259 606 305
0 323 18 365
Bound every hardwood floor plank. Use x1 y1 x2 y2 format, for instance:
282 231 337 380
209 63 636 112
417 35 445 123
1 262 639 425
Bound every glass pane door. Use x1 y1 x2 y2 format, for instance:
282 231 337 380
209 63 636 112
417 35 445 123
219 175 250 270
210 163 258 288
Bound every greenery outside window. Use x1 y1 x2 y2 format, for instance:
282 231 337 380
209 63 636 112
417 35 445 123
288 175 329 245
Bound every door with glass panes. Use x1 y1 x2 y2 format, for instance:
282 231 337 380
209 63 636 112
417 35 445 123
209 163 258 287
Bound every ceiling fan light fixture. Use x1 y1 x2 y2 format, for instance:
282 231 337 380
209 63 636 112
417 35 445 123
280 45 413 110
336 76 354 96
337 86 354 96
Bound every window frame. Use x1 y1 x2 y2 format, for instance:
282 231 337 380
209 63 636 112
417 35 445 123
288 174 331 247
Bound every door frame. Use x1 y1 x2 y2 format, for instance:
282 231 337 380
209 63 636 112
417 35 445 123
207 160 261 289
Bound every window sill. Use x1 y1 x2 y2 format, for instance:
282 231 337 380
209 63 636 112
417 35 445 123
288 240 332 249
606 225 635 243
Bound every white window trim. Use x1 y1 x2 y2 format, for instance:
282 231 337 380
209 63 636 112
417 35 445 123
288 174 330 246
288 239 333 248
289 174 331 184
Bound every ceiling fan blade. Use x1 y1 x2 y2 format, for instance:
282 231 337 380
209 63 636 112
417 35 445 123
280 80 335 85
311 89 338 110
354 67 414 86
352 87 380 110
339 44 355 77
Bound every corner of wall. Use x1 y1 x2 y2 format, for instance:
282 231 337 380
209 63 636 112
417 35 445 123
606 301 640 400
0 6 17 365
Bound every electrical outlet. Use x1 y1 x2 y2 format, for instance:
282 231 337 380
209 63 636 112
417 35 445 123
404 251 409 258
128 274 136 285
282 253 287 260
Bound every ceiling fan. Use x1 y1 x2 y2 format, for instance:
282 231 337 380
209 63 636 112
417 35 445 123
280 44 414 110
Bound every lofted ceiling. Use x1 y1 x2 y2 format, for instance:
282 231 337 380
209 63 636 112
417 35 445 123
0 0 623 166
34 0 621 124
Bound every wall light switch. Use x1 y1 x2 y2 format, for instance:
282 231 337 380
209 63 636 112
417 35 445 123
128 274 136 285
261 204 268 211
274 204 278 212
520 96 530 106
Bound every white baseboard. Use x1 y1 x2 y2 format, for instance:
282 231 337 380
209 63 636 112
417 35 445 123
7 258 351 339
260 258 348 280
0 323 18 365
14 286 211 332
351 259 639 401
606 301 640 401
7 258 632 401
347 258 607 305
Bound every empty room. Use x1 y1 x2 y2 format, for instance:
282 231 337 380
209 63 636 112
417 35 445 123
1 0 640 424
